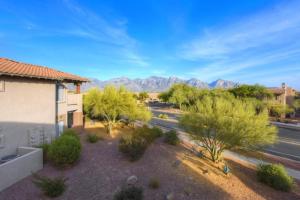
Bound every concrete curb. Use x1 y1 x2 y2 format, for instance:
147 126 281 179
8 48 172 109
271 122 300 131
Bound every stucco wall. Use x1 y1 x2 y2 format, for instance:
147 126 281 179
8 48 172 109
0 146 43 191
0 76 56 158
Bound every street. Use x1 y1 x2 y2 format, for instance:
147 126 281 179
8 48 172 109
150 106 300 162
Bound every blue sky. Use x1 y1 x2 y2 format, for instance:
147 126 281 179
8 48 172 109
0 0 299 89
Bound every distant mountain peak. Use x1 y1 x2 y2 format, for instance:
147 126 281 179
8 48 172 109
80 76 237 92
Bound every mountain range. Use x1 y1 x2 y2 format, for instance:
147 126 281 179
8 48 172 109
79 76 238 92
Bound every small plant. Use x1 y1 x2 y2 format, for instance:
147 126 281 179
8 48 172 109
113 186 143 200
32 173 67 198
257 164 294 191
158 113 169 119
38 143 50 163
148 178 160 189
149 126 163 139
164 130 180 145
119 134 148 161
134 126 162 144
61 129 80 141
86 134 101 143
48 135 81 168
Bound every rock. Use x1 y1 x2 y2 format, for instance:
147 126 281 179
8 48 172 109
166 193 174 200
172 159 181 168
127 175 138 185
202 169 209 174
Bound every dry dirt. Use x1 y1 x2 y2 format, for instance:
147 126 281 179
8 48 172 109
0 126 299 200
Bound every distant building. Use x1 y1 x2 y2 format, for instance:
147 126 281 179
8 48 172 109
0 58 88 158
268 83 297 107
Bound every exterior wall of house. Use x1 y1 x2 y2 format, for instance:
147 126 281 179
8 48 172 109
56 85 84 132
0 76 56 158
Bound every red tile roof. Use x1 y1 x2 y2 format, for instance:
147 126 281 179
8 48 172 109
268 87 284 95
0 58 89 82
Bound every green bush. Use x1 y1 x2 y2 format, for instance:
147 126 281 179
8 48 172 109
119 126 163 161
39 143 50 163
32 173 67 198
257 164 294 191
61 129 80 141
135 126 162 143
86 134 101 143
148 178 160 189
113 186 143 200
158 113 169 119
48 135 81 168
164 130 180 145
149 126 163 139
119 134 148 161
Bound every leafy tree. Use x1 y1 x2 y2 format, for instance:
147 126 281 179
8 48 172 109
138 92 149 102
293 99 300 111
84 86 152 134
179 96 277 162
267 102 293 119
159 83 200 109
229 84 273 100
158 91 171 102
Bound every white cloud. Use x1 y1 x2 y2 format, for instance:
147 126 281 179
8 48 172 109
180 1 300 60
179 1 300 84
61 0 148 66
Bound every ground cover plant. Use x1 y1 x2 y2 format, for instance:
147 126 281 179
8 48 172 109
113 186 143 200
164 130 180 145
148 178 160 189
86 134 101 143
32 173 67 198
158 113 169 119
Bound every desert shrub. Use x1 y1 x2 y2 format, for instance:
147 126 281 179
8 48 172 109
148 178 160 189
48 135 81 167
86 134 101 143
39 143 50 163
257 164 294 191
61 129 80 141
149 126 163 139
164 130 180 145
135 126 163 143
119 134 148 161
113 186 143 200
32 173 67 198
158 113 169 119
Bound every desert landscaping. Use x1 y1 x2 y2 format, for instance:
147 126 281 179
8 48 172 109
0 121 299 200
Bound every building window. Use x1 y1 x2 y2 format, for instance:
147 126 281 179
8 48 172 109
0 80 4 92
56 85 65 102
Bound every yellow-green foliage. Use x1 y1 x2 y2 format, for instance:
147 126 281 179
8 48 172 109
180 96 277 162
84 86 152 134
257 164 294 191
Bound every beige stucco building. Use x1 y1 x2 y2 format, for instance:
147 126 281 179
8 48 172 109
268 83 297 107
0 58 88 158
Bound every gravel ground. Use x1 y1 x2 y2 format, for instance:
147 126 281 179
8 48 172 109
0 131 299 200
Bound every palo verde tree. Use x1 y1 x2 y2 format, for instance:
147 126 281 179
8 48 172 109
84 86 152 134
159 83 200 109
179 96 277 162
137 92 149 103
229 84 273 100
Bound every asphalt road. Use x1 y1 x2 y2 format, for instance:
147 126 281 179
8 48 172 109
150 106 300 162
